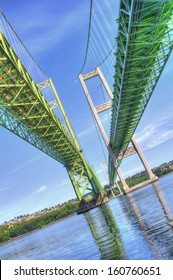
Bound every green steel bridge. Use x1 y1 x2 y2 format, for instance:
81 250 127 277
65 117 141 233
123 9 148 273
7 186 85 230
0 1 173 204
0 13 103 203
108 0 173 186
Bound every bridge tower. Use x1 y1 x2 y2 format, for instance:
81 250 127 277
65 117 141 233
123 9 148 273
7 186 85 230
79 67 158 194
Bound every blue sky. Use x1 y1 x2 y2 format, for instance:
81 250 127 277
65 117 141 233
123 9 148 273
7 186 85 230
0 0 173 223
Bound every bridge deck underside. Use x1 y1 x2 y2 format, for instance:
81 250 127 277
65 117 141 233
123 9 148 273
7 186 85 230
0 32 103 199
0 32 82 167
109 0 173 185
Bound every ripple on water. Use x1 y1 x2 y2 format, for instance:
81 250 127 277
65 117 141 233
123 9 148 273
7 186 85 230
0 173 173 259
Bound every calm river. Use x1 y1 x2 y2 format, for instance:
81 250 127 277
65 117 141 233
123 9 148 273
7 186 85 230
0 173 173 260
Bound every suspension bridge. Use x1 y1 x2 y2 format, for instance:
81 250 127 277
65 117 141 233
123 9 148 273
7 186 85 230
0 1 173 212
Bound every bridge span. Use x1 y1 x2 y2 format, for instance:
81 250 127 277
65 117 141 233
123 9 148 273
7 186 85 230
0 11 104 208
0 1 173 211
79 0 173 193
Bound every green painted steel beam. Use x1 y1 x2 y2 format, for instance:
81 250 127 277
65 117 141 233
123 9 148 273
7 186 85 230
109 0 173 185
0 31 104 201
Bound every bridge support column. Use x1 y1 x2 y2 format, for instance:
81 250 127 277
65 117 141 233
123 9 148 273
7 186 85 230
79 67 159 195
79 72 129 194
131 136 156 180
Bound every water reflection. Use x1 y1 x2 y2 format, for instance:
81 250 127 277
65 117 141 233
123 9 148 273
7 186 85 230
84 204 125 260
85 177 173 260
125 181 173 226
152 182 173 224
125 192 163 259
123 180 173 259
0 175 173 260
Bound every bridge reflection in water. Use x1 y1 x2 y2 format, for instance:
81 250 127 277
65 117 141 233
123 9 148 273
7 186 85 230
84 176 173 260
0 175 173 260
85 205 125 260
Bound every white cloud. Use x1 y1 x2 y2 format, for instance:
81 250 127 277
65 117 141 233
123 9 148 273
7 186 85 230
135 113 173 151
33 185 47 194
57 179 70 188
77 112 111 139
15 1 88 54
77 124 95 138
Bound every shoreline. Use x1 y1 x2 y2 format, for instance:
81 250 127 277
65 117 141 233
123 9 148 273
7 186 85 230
0 212 77 246
1 171 173 246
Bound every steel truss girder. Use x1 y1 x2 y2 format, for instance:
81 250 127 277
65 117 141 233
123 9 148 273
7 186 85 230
0 31 103 201
109 0 173 185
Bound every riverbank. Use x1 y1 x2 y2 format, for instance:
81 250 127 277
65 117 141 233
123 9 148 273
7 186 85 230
1 162 173 244
0 212 77 245
0 200 78 244
1 173 173 260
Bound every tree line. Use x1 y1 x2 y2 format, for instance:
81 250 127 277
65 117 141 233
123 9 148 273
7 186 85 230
0 199 78 243
113 160 173 192
1 161 172 243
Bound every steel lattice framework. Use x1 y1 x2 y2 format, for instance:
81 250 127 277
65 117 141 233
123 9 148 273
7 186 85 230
109 0 173 185
0 31 104 201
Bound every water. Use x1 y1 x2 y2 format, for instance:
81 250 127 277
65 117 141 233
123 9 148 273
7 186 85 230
0 173 173 260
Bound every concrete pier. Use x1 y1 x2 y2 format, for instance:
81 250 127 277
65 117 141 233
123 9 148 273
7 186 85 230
124 176 158 194
78 175 159 214
77 196 109 214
